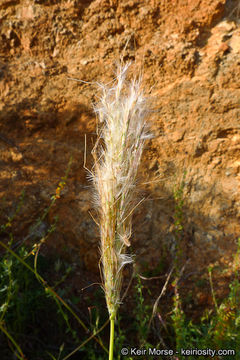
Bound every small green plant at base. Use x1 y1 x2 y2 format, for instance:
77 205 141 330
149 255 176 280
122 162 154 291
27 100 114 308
114 314 128 360
210 239 240 354
171 278 188 350
170 238 240 359
134 275 152 348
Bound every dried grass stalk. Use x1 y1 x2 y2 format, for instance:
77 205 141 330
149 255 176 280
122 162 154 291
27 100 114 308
91 63 149 319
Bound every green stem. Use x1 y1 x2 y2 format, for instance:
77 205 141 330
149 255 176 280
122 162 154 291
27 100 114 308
109 314 115 360
0 323 25 360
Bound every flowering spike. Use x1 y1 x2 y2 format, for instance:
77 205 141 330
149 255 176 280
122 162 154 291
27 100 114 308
91 63 149 317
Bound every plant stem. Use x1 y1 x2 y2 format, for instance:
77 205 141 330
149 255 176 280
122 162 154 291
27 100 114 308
109 314 115 360
0 323 25 360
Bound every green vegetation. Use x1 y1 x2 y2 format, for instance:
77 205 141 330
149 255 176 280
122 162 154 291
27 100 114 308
1 228 240 359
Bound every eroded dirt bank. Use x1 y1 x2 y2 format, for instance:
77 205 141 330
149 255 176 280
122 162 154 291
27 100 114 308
0 0 240 306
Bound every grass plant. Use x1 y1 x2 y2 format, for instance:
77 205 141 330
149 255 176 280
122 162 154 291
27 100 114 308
90 63 150 359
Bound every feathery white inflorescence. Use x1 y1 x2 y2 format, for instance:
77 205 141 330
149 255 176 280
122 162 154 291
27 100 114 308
91 63 149 317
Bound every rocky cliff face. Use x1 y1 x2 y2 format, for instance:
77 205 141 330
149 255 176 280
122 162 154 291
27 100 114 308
0 0 239 293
